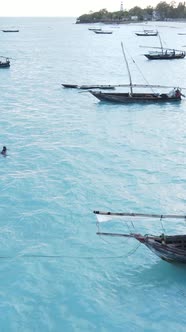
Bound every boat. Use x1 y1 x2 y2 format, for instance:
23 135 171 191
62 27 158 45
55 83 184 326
144 50 185 60
62 84 78 88
88 27 102 31
2 29 19 32
94 211 186 263
62 84 115 90
142 34 185 60
90 89 182 103
0 56 10 68
135 29 158 36
89 43 184 103
94 30 113 34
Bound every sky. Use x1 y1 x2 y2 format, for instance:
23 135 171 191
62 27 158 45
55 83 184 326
0 0 182 17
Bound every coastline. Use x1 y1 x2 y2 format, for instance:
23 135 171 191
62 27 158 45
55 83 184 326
76 18 186 24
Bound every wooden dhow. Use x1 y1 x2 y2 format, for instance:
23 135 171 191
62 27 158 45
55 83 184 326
89 43 184 104
94 211 186 263
142 34 185 60
0 56 10 68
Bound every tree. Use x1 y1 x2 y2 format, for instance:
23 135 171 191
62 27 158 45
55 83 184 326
129 6 144 19
176 2 186 18
155 1 171 19
76 1 186 23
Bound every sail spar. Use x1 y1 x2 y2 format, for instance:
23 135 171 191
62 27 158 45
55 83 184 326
94 211 186 223
121 42 133 95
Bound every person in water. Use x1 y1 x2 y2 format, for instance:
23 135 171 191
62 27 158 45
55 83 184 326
1 146 7 156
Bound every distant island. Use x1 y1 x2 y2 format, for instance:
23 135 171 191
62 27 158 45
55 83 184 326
76 1 186 23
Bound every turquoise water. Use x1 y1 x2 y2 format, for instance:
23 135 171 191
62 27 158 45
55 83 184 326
0 17 186 331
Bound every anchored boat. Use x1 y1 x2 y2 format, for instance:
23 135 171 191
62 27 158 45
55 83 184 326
0 56 10 68
135 29 158 36
89 42 184 103
2 29 19 32
94 211 186 263
88 27 102 31
94 30 113 34
142 33 185 60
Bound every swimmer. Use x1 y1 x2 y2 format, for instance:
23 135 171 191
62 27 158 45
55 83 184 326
1 146 7 156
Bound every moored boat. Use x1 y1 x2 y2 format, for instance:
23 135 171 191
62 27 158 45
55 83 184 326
135 29 158 36
90 90 182 103
144 50 185 60
62 84 78 88
88 27 102 31
2 29 19 32
142 33 185 60
89 43 184 104
94 30 113 34
134 234 186 263
94 211 186 263
0 57 10 68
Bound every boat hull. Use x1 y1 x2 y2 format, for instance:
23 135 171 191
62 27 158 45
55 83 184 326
136 32 158 36
88 28 102 31
136 234 186 263
90 91 181 103
62 84 78 88
145 53 185 60
94 31 113 34
0 62 10 68
2 30 19 32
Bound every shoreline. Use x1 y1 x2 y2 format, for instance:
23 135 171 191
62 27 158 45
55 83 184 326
76 19 186 24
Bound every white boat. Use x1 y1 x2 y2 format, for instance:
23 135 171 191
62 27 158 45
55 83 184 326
94 30 113 34
88 27 102 31
135 29 158 36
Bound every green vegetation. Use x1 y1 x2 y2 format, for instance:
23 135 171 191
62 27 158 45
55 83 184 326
76 2 186 23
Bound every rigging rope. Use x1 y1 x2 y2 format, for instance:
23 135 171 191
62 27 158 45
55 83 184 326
160 215 166 234
95 219 141 259
0 222 142 260
0 242 141 260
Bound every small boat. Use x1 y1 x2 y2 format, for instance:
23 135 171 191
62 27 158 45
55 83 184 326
62 84 115 90
0 57 10 68
88 27 102 31
144 50 185 60
89 43 184 104
2 29 19 32
94 211 186 263
142 33 185 60
62 84 78 88
135 29 158 36
94 30 113 34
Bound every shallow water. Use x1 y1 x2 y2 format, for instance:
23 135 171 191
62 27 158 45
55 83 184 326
0 17 186 331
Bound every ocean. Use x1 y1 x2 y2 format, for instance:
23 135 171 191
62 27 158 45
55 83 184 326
0 16 186 331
